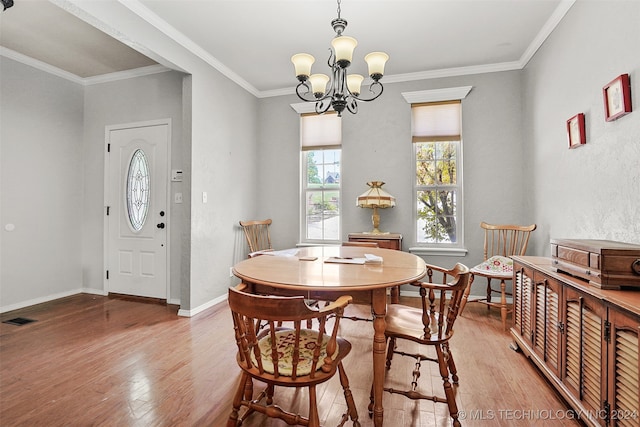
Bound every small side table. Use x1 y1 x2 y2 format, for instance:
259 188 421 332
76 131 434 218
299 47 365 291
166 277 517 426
348 232 403 302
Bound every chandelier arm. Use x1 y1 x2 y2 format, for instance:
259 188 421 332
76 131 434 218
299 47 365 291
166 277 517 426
327 47 335 68
315 99 332 115
294 81 317 102
295 81 334 103
346 98 358 114
349 81 384 102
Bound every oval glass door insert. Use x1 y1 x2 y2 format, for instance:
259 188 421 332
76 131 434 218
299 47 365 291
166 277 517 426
126 149 150 231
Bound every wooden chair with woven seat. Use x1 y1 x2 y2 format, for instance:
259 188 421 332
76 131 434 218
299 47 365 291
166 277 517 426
239 219 273 257
374 263 471 427
227 284 360 427
459 222 536 330
239 219 320 329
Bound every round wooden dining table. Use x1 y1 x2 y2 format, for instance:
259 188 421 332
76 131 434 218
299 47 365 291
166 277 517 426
232 245 427 427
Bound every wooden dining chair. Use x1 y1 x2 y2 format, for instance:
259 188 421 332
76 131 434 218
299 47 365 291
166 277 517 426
459 222 536 330
239 219 273 256
227 284 360 427
375 263 471 427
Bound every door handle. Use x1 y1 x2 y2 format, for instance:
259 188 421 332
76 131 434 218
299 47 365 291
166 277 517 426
157 223 165 229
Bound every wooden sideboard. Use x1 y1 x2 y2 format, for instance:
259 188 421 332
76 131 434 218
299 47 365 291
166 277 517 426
511 256 639 427
348 232 402 250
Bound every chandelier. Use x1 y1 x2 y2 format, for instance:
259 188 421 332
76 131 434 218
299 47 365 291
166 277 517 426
291 0 389 117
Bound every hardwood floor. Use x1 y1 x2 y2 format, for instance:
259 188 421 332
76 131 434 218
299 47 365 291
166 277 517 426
0 293 584 426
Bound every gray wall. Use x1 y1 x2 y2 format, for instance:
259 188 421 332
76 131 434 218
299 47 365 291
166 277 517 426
258 68 527 297
256 0 639 297
0 60 187 310
523 0 639 255
1 58 84 308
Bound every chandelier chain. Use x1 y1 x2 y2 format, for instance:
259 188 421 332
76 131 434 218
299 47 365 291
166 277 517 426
336 0 341 19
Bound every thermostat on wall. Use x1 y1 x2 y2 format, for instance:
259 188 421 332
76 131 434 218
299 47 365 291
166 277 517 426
171 169 183 182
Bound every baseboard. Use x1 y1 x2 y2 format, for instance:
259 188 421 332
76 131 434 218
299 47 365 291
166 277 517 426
177 293 227 318
0 288 181 314
0 288 86 314
82 287 109 296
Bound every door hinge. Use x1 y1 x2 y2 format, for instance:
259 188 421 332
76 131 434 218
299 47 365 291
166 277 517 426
604 320 611 343
557 321 564 334
107 143 111 153
106 206 110 216
106 270 109 280
603 401 610 424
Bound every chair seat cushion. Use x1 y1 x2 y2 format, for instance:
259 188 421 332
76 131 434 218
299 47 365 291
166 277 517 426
254 329 335 376
471 255 513 278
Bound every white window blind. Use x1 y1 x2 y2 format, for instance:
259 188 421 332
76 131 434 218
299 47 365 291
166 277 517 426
411 101 461 141
301 113 341 149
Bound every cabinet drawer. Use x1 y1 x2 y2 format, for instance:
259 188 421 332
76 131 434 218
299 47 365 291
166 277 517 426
347 233 402 251
556 245 590 267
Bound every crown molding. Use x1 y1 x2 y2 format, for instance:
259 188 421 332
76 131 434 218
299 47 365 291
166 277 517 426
271 0 577 99
7 0 576 96
0 47 84 84
520 0 576 68
117 0 260 97
401 86 473 104
1 47 171 85
83 65 170 85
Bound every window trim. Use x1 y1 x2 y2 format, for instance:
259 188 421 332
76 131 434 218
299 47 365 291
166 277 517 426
402 87 472 250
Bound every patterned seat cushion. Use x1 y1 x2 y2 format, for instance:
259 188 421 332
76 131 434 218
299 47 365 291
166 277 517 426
253 329 335 376
471 255 513 278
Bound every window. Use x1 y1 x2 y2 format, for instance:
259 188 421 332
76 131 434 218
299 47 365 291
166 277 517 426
300 113 342 243
412 101 463 246
126 149 150 232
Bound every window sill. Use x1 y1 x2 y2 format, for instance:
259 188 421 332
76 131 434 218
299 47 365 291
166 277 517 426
408 247 468 257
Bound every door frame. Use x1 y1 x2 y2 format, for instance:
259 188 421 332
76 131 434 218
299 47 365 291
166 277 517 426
103 118 172 299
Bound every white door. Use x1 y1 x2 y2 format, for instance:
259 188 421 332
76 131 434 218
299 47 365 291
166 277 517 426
105 120 169 299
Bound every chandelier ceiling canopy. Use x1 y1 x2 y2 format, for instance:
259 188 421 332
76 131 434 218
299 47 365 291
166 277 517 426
291 0 389 117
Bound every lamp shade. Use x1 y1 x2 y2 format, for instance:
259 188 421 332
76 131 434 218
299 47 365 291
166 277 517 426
364 52 389 78
291 53 315 79
331 36 357 65
309 74 330 96
346 74 364 96
357 181 396 208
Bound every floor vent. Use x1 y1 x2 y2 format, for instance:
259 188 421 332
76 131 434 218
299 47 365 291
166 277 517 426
2 317 37 326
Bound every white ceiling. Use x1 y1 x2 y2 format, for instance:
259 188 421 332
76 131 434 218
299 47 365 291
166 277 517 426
0 0 574 96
